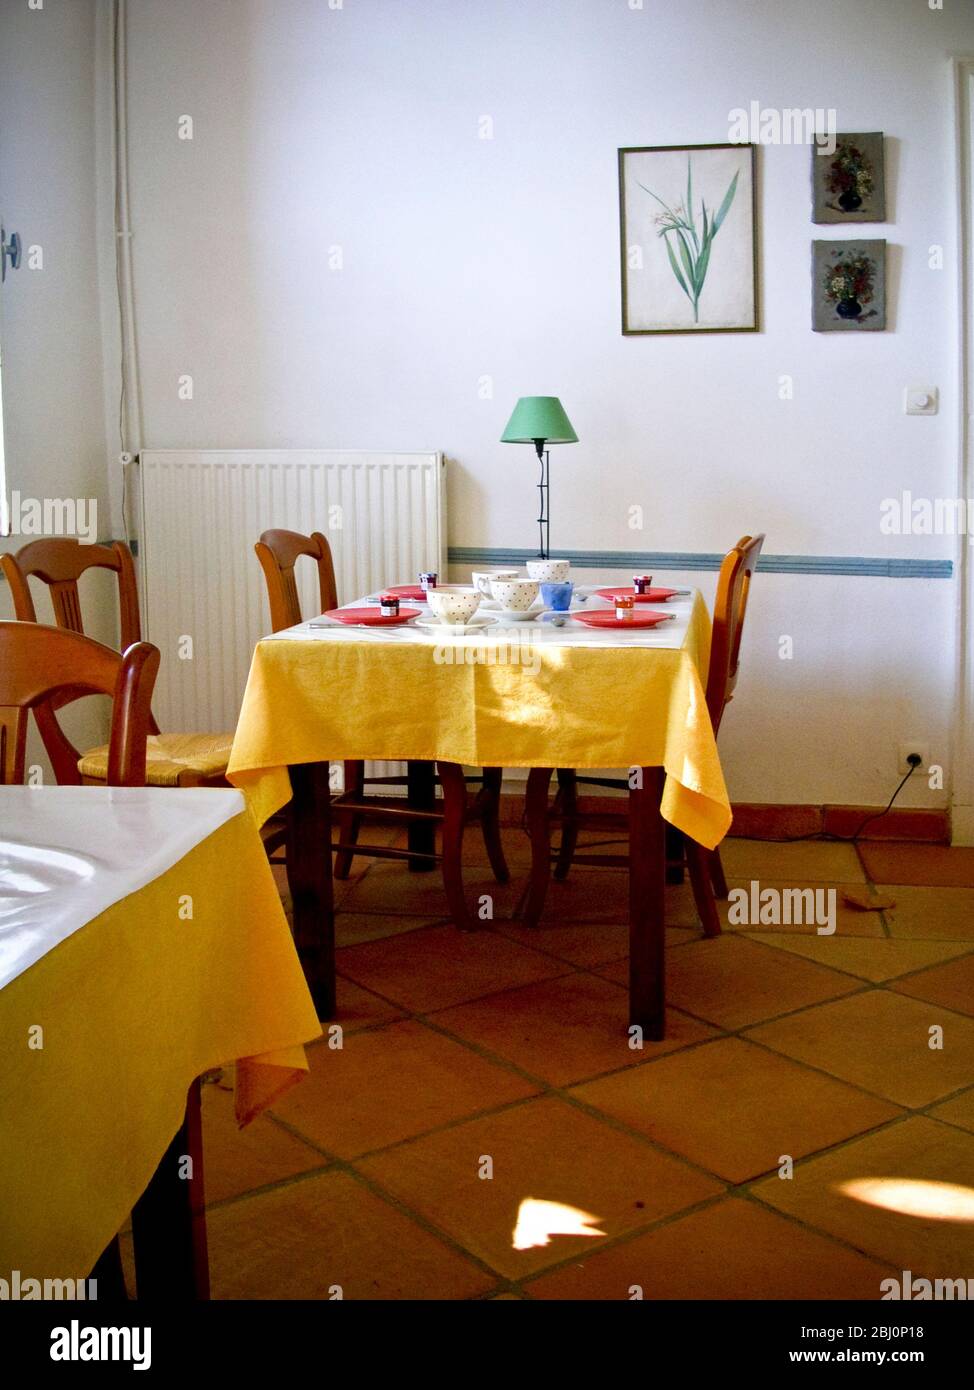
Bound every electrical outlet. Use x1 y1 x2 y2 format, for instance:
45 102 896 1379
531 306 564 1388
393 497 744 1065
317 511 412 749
898 742 929 775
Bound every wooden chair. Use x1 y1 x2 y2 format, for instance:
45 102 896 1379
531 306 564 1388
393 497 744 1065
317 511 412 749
522 534 766 934
254 528 509 905
1 539 234 787
255 528 338 632
0 620 158 786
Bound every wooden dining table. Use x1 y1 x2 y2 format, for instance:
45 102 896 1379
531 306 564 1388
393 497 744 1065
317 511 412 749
227 585 732 1041
0 785 321 1298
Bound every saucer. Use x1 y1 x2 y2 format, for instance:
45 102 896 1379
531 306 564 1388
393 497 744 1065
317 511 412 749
494 608 543 623
481 599 544 620
415 615 498 632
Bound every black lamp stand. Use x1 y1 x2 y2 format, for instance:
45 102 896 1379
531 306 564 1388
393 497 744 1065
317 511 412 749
534 437 549 559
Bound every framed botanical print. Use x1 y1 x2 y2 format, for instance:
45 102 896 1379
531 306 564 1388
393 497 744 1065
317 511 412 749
812 239 887 331
619 143 758 334
812 133 885 223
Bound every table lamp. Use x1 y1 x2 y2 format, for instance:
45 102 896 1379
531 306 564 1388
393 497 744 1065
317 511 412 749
500 396 578 558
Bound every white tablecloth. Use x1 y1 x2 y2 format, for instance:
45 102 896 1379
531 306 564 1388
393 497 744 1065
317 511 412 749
265 590 697 651
0 786 245 989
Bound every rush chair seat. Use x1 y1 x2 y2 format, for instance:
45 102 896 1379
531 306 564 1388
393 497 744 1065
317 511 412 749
254 528 509 894
0 620 158 787
1 538 234 788
77 731 234 786
522 534 765 934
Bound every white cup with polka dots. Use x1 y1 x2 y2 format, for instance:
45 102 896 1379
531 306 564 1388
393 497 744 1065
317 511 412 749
472 568 519 597
426 585 482 624
489 577 539 612
526 558 570 583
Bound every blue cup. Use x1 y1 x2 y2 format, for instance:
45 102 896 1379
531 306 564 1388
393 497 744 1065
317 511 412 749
541 580 574 611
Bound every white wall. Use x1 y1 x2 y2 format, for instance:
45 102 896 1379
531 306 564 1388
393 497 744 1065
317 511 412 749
0 0 115 763
51 0 974 806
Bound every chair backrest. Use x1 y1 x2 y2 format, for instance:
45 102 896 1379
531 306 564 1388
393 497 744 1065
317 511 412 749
254 529 338 632
0 538 142 650
0 621 159 786
705 533 765 734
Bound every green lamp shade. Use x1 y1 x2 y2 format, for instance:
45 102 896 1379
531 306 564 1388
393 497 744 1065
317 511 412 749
500 396 578 445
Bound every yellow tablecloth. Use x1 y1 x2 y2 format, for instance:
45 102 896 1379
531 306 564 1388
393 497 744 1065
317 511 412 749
228 592 731 850
0 810 321 1278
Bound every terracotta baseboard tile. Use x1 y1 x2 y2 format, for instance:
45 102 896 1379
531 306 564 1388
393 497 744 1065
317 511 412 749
726 804 823 840
494 793 949 843
822 805 948 843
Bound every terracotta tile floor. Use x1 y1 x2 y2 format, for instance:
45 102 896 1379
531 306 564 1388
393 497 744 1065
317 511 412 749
205 832 974 1299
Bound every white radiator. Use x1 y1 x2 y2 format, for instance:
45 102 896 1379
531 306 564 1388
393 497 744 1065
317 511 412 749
137 451 446 760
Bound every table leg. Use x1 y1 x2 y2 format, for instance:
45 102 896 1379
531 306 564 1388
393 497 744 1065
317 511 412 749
629 767 666 1041
665 824 685 885
89 1236 128 1301
407 759 437 871
437 760 476 930
522 766 554 928
287 760 335 1018
131 1079 208 1300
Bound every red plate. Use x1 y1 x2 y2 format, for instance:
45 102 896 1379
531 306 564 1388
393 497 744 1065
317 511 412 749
380 585 428 600
594 586 680 603
571 609 673 629
324 607 421 626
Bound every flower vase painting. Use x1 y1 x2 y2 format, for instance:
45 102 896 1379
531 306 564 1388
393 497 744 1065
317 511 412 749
619 143 757 334
812 132 885 223
812 240 886 331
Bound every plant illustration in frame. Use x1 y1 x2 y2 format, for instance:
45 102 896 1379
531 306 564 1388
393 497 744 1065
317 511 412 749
638 155 738 324
619 143 757 334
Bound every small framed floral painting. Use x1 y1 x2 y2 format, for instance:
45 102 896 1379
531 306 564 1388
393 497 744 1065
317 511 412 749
619 143 758 334
812 132 885 223
812 239 886 331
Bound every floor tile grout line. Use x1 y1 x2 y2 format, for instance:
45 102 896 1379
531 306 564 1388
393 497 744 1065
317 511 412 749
201 1103 938 1295
730 1186 907 1280
337 936 905 1049
514 1183 908 1297
271 1021 739 1192
333 962 579 1019
310 915 974 1163
737 929 974 984
255 848 974 1293
733 1029 923 1111
334 915 974 1044
209 1137 510 1292
202 895 972 1284
310 954 969 1175
913 1078 974 1115
274 1010 919 1204
511 1191 739 1293
336 1160 510 1289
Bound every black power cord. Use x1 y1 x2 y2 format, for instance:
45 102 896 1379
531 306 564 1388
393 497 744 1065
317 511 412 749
727 756 924 846
517 757 924 850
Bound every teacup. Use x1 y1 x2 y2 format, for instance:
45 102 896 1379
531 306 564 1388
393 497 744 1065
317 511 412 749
540 580 574 611
426 585 482 625
471 568 519 597
489 577 539 612
527 558 570 583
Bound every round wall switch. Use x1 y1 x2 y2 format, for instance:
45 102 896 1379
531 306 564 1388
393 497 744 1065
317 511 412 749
904 386 939 415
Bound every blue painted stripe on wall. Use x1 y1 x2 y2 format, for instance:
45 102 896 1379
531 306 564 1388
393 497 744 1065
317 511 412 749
447 548 953 580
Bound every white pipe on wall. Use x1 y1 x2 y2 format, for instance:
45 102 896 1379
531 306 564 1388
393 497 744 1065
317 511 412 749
112 0 143 536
